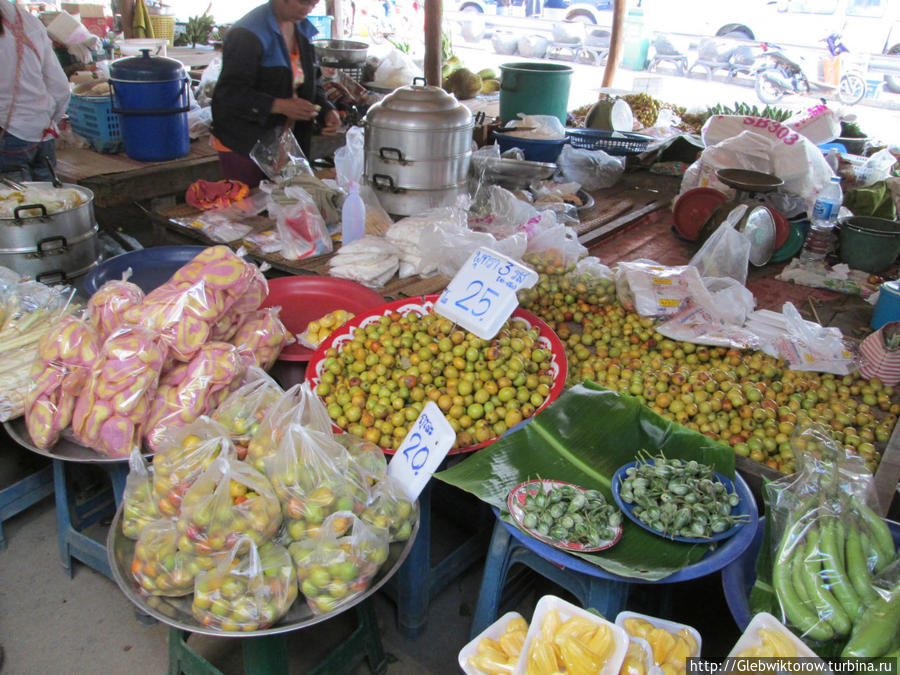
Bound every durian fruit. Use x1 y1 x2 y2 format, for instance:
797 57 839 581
480 78 500 94
477 67 498 81
443 68 483 100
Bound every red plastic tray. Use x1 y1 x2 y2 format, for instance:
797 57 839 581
766 206 790 250
261 276 386 362
305 294 568 455
672 188 728 242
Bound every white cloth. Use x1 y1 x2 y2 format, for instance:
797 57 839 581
0 0 71 142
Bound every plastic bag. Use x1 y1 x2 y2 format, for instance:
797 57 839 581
70 325 167 458
328 235 399 288
855 149 897 188
334 433 388 487
688 207 752 285
192 537 298 631
503 113 566 140
122 448 161 540
250 127 312 183
228 307 293 370
151 417 234 517
144 341 251 452
25 315 100 450
372 49 422 89
524 222 587 273
334 125 365 192
387 206 468 278
212 367 283 459
360 475 417 542
557 144 625 191
419 214 528 279
263 424 370 543
196 57 222 106
297 309 356 349
656 299 762 350
177 455 282 555
173 212 254 243
86 276 144 342
769 302 857 375
290 511 389 615
615 260 711 317
469 185 543 240
269 185 333 260
132 519 196 597
843 560 900 657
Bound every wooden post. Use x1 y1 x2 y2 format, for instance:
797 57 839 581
119 0 134 39
424 0 442 86
330 0 346 39
602 0 625 88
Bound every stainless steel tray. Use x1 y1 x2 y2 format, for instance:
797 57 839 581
107 506 418 636
472 156 557 189
5 417 131 464
312 39 368 67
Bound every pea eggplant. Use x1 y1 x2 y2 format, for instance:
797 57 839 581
516 481 621 548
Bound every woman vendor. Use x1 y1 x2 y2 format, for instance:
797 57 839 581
211 0 341 187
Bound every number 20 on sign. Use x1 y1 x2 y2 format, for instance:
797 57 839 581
435 247 538 340
387 402 455 501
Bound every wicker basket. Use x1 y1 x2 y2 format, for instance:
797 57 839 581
149 15 176 47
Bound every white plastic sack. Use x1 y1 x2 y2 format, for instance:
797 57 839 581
503 114 566 140
615 260 712 318
469 185 543 239
373 50 422 89
688 206 752 285
386 206 468 279
557 144 625 191
334 126 365 192
657 300 762 349
196 57 222 106
329 235 399 288
701 107 841 148
419 219 527 279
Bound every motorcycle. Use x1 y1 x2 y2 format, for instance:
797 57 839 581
753 33 868 106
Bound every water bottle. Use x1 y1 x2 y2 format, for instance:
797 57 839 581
341 181 366 245
800 175 843 263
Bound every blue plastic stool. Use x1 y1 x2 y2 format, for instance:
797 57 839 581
54 459 128 579
167 597 387 675
0 463 54 551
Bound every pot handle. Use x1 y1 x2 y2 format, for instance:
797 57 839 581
36 269 67 285
13 203 48 221
501 71 517 92
371 174 401 192
36 235 68 255
412 76 426 87
378 147 405 162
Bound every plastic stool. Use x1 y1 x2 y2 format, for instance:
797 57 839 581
167 597 387 675
381 480 493 638
470 517 630 638
53 459 128 579
0 463 54 551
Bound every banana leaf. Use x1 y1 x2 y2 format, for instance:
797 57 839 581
435 381 736 580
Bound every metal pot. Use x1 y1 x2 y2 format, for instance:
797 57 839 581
0 182 100 283
312 39 368 67
363 81 473 216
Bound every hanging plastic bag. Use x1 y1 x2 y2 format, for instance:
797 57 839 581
212 367 284 460
122 447 161 540
85 275 144 342
334 433 388 487
250 127 312 183
269 185 333 260
334 125 365 192
524 222 587 273
132 519 196 597
360 475 417 542
177 455 282 555
372 49 422 89
151 417 234 517
689 206 752 285
290 511 389 615
192 537 298 631
557 144 625 191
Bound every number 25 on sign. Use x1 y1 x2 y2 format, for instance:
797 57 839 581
435 247 538 340
387 402 455 501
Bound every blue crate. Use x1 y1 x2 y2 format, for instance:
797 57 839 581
565 128 652 156
66 94 123 154
308 14 333 39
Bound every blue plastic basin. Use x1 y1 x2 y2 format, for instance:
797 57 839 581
81 245 206 295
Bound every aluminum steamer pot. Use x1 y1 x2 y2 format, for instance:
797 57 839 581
0 182 99 283
363 80 473 217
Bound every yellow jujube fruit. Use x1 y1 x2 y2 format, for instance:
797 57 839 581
526 637 562 675
556 634 602 675
624 617 654 640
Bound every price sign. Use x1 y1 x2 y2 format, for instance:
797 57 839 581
434 248 538 340
387 401 455 501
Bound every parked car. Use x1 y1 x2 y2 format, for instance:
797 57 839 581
453 0 612 25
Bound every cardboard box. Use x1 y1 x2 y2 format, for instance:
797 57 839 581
61 3 110 17
82 16 113 38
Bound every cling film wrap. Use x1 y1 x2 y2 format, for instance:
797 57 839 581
24 315 100 449
122 447 161 540
122 245 268 362
764 424 898 649
192 537 298 631
360 475 417 543
229 307 294 370
842 560 900 658
264 424 370 544
85 277 144 342
289 511 389 615
176 455 282 556
212 367 283 460
143 341 252 452
131 519 196 597
151 417 234 517
70 325 167 458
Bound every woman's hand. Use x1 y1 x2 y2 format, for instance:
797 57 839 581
271 96 321 121
320 109 342 135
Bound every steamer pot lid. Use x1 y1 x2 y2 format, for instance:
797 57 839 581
110 50 186 81
364 84 473 130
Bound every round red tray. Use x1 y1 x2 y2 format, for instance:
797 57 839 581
672 187 728 242
261 276 386 362
305 294 568 455
765 205 791 250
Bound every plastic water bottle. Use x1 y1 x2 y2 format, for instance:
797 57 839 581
800 175 843 263
341 181 365 245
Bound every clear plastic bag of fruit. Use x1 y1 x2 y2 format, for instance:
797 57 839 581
360 475 416 543
177 455 282 555
334 433 388 487
85 274 144 343
212 367 283 460
122 447 161 540
524 222 587 274
264 424 370 543
131 518 196 597
229 307 294 370
289 511 389 615
297 309 355 350
192 536 298 632
151 417 234 517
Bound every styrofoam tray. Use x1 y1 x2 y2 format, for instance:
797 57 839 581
727 612 821 659
458 611 525 675
513 595 629 675
624 636 660 675
615 610 702 660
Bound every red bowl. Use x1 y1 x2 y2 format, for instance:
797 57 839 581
765 206 791 250
261 276 386 362
305 294 568 455
672 188 728 242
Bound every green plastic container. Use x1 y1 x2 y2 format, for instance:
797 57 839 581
622 8 649 71
499 62 573 125
839 216 900 273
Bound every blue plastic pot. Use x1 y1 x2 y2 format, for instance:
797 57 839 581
109 50 190 162
81 245 205 295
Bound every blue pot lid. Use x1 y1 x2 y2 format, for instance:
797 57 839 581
110 51 185 81
882 280 900 297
